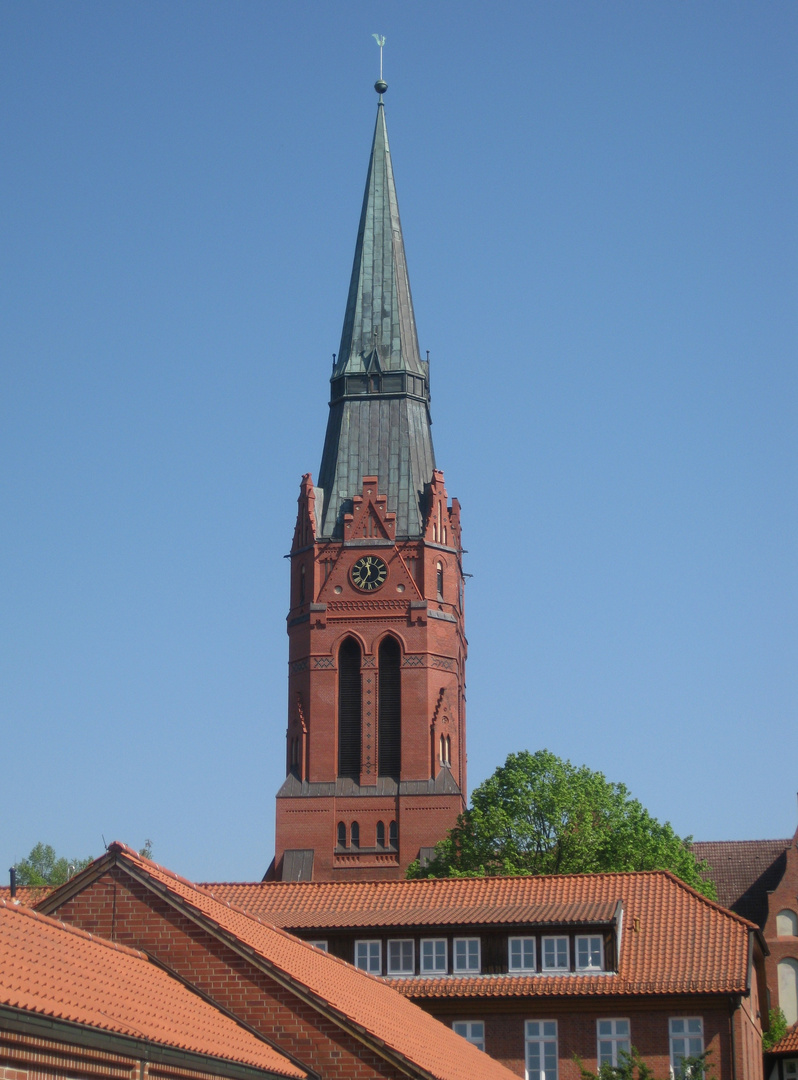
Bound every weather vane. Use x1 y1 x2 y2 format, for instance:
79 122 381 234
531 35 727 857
372 34 387 97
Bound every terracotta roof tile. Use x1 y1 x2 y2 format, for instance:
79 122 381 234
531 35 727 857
0 884 52 906
770 1023 798 1054
692 840 790 927
203 872 753 999
0 899 304 1078
98 844 517 1080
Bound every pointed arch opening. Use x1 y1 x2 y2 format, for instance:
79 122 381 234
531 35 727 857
378 635 401 779
338 636 362 780
350 821 360 849
376 821 385 848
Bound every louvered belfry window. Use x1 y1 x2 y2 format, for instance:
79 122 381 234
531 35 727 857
378 636 401 779
338 637 362 779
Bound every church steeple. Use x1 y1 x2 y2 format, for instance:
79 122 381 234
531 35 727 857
317 94 436 539
272 77 467 883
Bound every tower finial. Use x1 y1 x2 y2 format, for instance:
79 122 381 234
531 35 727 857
372 34 387 97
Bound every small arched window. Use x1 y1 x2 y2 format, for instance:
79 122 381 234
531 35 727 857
389 820 398 849
337 821 346 848
350 821 360 849
436 562 444 600
376 821 385 848
777 910 798 937
445 735 451 764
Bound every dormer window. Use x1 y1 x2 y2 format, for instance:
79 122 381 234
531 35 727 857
542 936 569 971
576 935 604 971
453 937 481 973
508 936 536 972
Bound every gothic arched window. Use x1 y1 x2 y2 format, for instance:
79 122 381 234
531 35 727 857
436 561 444 600
389 820 398 849
338 637 362 780
376 821 385 848
778 958 798 1026
378 636 401 779
337 821 346 848
350 821 360 849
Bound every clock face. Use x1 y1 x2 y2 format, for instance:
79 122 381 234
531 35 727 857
351 554 388 591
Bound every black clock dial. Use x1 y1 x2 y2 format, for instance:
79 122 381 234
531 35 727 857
351 555 388 591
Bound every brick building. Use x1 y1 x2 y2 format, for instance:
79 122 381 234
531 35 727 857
271 81 466 882
0 897 305 1080
34 843 517 1080
695 823 798 1029
205 870 768 1080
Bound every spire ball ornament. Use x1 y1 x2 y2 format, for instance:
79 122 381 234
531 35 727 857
374 79 388 95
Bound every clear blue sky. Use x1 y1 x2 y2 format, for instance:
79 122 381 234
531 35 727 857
1 2 796 883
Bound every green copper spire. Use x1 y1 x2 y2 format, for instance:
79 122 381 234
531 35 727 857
316 96 436 538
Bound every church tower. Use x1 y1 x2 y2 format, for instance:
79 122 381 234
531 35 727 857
272 81 467 881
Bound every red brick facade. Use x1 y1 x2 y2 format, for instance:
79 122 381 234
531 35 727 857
275 471 467 880
762 828 798 1026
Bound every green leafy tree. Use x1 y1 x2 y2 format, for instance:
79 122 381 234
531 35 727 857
408 749 715 898
14 842 93 887
577 1049 711 1080
762 1007 787 1052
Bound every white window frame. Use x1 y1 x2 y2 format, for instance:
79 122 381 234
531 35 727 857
307 939 328 952
354 939 381 974
453 1021 485 1051
597 1018 630 1067
453 936 481 973
420 937 448 973
669 1017 704 1075
509 935 537 972
525 1019 558 1080
576 934 604 971
541 935 569 971
387 938 415 976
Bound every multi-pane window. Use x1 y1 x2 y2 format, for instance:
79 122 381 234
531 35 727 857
509 936 536 972
526 1020 558 1080
453 937 481 973
541 936 569 971
597 1019 630 1066
576 935 604 971
387 939 414 975
354 939 381 974
669 1018 703 1074
421 938 448 973
453 1021 485 1051
308 940 328 952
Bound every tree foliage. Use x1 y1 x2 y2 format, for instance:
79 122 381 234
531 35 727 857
762 1008 787 1052
14 843 93 887
577 1049 711 1080
408 749 716 898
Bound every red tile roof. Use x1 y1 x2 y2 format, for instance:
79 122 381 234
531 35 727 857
0 899 304 1078
770 1023 798 1054
692 840 790 927
203 872 755 999
55 844 517 1080
0 884 52 906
